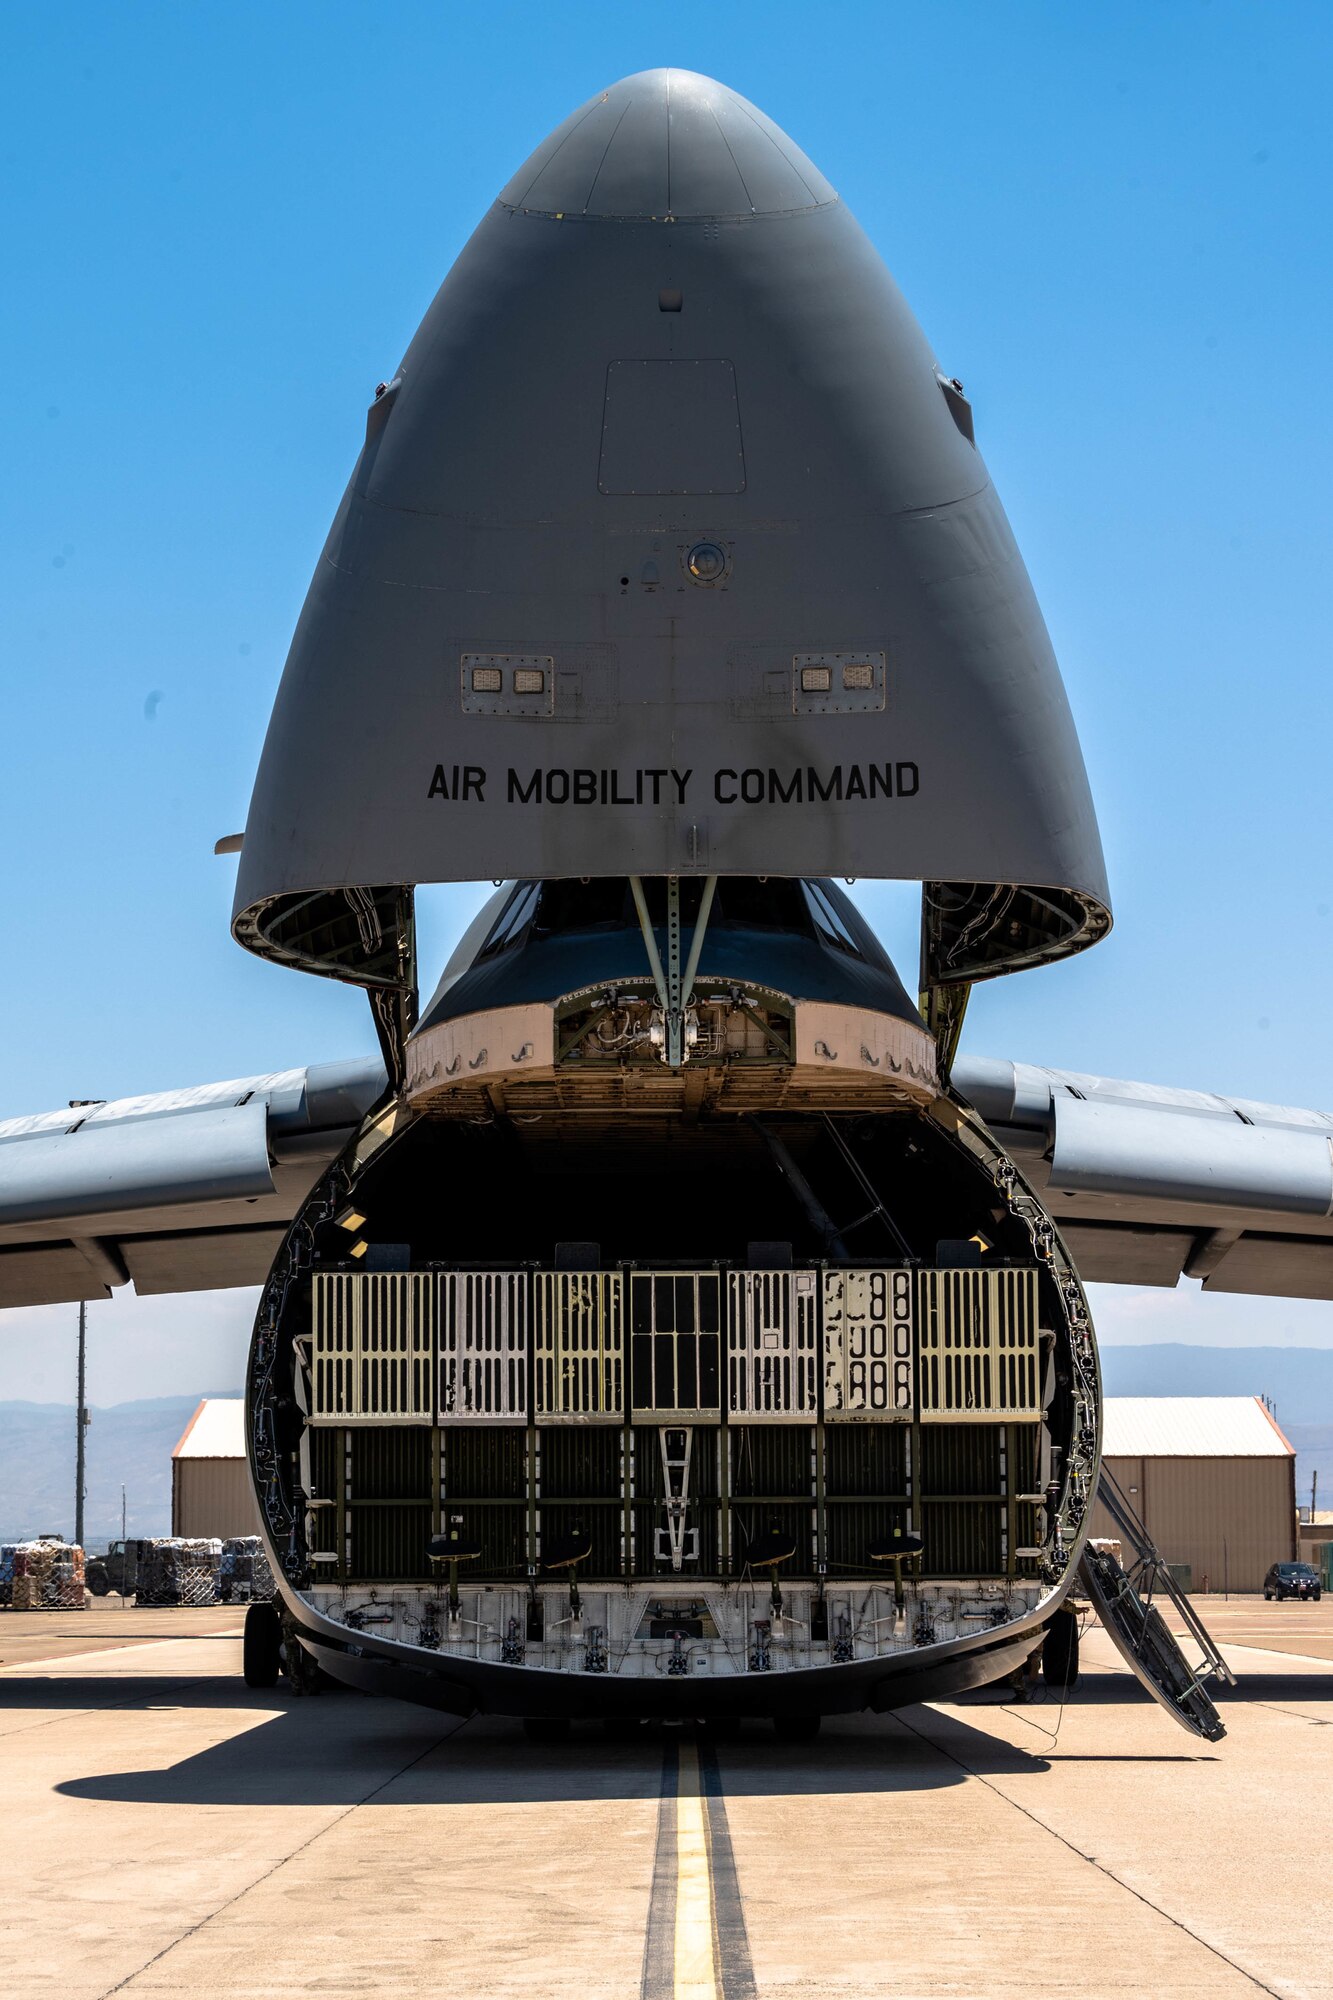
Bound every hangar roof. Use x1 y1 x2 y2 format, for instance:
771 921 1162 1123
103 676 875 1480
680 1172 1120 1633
1103 1396 1293 1459
173 1398 245 1460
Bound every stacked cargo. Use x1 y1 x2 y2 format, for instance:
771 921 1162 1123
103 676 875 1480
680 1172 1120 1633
8 1540 86 1610
219 1536 275 1604
135 1537 222 1607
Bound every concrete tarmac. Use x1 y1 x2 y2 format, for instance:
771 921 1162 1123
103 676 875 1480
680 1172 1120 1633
0 1599 1329 2000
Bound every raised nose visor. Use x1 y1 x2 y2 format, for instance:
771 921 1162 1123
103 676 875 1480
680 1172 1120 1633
232 67 1109 1011
498 67 837 220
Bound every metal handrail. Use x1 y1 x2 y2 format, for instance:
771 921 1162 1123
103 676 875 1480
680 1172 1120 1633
1095 1463 1235 1689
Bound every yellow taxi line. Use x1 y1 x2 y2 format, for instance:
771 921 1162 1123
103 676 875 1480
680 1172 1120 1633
673 1738 721 2000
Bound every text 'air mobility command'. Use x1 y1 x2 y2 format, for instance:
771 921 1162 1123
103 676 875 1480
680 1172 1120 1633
426 762 923 804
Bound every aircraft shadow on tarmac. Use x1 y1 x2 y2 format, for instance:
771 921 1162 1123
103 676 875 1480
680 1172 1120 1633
967 1669 1333 1709
38 1685 1068 1808
28 1664 1327 1807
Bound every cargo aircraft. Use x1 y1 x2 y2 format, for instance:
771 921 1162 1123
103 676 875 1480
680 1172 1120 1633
5 71 1329 1741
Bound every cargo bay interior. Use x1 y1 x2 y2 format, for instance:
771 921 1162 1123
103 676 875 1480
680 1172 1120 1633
248 1095 1093 1681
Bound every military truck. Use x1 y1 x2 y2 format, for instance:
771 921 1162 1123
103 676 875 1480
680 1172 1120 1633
84 1540 141 1598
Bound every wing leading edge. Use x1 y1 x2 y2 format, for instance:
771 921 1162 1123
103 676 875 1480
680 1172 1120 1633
0 1050 1328 1309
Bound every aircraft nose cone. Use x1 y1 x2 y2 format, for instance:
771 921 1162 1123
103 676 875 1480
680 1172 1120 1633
498 68 836 220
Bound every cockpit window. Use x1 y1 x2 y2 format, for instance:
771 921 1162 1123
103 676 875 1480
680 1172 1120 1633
710 878 807 932
802 881 863 956
529 878 811 935
474 875 884 964
532 879 631 935
475 881 540 960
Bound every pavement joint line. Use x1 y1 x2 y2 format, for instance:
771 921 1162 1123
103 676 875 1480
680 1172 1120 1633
1093 1633 1333 1675
641 1740 680 2000
898 1707 1285 1999
1243 1700 1332 1728
0 1632 245 1675
94 1711 473 2000
1213 1642 1333 1670
0 1672 224 1744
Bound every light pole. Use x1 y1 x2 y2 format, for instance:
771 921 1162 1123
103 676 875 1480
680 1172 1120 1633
75 1300 88 1551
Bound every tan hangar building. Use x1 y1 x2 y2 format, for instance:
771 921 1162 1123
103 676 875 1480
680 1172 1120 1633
1089 1396 1296 1593
171 1399 260 1540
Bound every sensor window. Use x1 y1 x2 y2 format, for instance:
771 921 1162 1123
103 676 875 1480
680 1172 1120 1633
686 541 729 585
461 653 555 716
792 650 887 715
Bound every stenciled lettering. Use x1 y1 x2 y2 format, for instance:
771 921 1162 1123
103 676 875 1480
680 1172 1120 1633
437 761 921 807
427 763 487 801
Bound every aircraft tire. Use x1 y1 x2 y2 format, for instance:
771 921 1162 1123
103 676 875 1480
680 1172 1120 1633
1041 1608 1080 1690
243 1601 282 1688
773 1713 821 1740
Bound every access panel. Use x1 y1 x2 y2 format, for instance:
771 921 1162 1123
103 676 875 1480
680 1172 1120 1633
310 1273 436 1425
822 1269 914 1421
727 1271 818 1420
917 1269 1042 1422
534 1272 624 1422
439 1271 529 1422
629 1272 723 1421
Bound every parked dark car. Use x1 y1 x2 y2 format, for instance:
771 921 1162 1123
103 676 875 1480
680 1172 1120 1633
1263 1561 1322 1602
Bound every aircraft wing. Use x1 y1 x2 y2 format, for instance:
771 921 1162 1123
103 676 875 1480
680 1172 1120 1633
1 1046 1330 1309
0 1058 384 1306
954 1055 1333 1299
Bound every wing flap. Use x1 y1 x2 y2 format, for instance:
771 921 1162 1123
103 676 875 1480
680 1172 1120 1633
121 1224 289 1295
1198 1233 1333 1300
1057 1222 1196 1288
0 1242 116 1308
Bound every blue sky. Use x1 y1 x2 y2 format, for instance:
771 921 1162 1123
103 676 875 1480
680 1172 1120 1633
3 1 1332 1400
